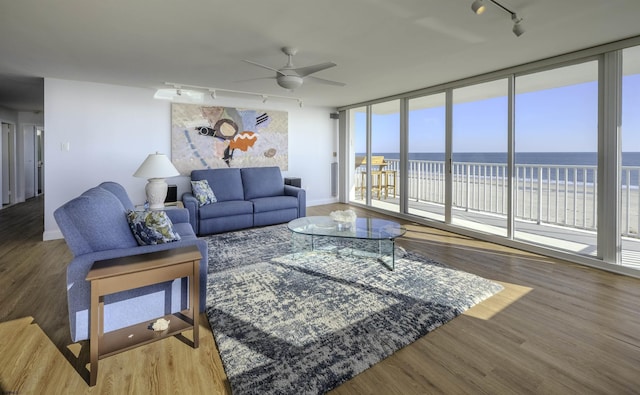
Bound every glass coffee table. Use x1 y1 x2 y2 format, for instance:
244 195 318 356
287 216 406 270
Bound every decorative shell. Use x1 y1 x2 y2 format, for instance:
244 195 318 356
151 318 170 331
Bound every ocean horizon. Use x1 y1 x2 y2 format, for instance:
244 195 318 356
360 152 640 186
365 152 640 166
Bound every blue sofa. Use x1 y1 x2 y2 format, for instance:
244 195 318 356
183 166 306 236
54 181 208 343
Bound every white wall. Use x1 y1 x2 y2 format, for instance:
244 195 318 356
43 78 337 240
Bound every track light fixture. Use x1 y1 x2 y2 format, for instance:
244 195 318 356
471 0 525 37
512 14 525 37
471 0 486 15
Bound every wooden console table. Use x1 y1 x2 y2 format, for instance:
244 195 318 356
85 245 201 386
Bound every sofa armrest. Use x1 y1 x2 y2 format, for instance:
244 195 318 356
284 185 306 217
182 193 199 234
163 207 189 224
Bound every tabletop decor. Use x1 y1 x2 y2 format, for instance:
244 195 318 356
329 209 357 230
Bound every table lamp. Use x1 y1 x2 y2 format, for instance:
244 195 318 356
133 152 180 209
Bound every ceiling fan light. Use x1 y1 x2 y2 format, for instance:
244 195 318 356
277 75 303 90
471 0 486 15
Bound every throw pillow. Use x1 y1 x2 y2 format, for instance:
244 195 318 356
191 179 217 206
127 210 181 245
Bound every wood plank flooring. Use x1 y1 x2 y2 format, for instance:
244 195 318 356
1 197 640 394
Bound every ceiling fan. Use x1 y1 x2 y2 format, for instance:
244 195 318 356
243 47 345 91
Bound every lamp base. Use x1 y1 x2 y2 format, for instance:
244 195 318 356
145 178 168 210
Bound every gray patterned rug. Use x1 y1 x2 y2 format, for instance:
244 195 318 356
205 224 503 395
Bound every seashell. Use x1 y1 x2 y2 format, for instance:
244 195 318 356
151 318 170 331
264 148 277 158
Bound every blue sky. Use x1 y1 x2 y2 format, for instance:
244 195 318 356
355 75 640 153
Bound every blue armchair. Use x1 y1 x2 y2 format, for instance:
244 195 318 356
54 182 208 342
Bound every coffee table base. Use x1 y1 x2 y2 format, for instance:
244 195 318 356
290 233 398 270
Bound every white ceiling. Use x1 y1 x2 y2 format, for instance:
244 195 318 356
1 0 640 112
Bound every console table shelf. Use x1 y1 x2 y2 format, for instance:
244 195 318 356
98 311 194 358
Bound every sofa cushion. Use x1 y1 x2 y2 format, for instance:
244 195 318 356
250 196 299 213
199 200 254 219
191 179 217 206
241 166 285 200
127 210 181 245
191 168 244 202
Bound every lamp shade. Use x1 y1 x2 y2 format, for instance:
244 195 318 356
133 152 180 179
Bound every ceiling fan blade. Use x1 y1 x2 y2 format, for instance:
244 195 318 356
294 62 336 77
234 76 276 83
242 60 286 77
307 75 346 87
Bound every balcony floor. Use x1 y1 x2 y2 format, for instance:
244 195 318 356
353 196 640 271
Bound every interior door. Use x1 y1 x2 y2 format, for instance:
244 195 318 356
1 122 15 205
24 126 36 199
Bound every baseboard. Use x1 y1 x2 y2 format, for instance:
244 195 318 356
307 197 339 207
43 229 63 241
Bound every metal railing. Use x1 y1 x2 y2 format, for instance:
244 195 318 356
355 159 640 238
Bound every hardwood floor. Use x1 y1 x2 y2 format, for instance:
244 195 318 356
1 197 640 394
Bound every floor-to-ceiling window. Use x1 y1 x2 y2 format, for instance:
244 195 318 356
343 38 640 275
370 100 400 213
351 106 367 203
351 101 401 211
407 93 446 221
514 61 599 255
621 45 640 268
452 79 509 236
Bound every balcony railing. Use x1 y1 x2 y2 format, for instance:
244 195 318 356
356 159 640 238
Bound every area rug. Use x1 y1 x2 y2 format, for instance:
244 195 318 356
205 224 503 395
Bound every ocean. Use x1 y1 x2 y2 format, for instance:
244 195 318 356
361 152 640 186
367 152 640 166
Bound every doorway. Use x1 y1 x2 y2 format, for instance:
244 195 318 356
24 126 44 199
1 122 16 206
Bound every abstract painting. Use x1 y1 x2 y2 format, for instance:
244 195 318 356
171 103 288 174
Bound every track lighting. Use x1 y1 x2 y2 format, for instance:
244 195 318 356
471 0 486 15
156 82 303 106
471 0 525 37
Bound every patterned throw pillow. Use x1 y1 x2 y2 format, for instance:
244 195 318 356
127 210 181 245
191 179 217 206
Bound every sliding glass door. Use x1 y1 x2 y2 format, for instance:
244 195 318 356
621 45 640 268
370 101 400 213
350 101 401 212
514 61 598 255
451 79 509 237
351 106 367 203
407 93 446 221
